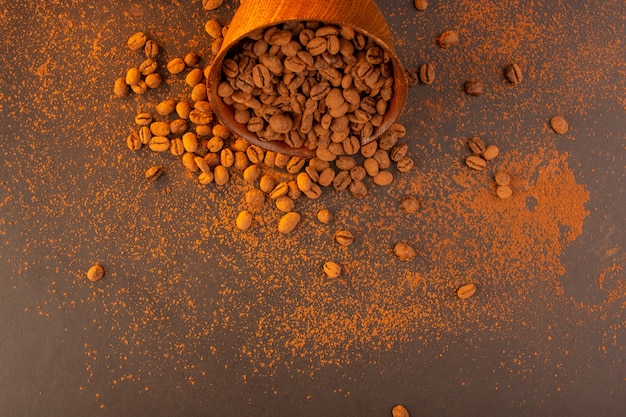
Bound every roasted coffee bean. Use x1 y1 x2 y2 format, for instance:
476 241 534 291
390 123 407 138
269 182 289 200
202 0 223 11
182 152 199 172
186 68 204 87
464 80 485 96
205 19 223 38
150 121 170 136
468 136 486 154
148 136 170 152
144 73 162 89
303 183 322 199
414 0 428 11
139 58 158 76
213 165 229 185
278 211 301 234
457 283 476 299
496 185 513 199
296 172 312 192
406 69 419 87
349 180 368 198
113 77 130 97
259 175 277 194
246 145 265 163
233 151 249 171
334 230 354 246
176 101 192 119
400 196 420 213
138 126 152 145
130 80 148 94
390 142 409 161
363 158 379 177
392 405 410 417
482 144 499 161
333 170 351 191
373 149 391 169
318 167 336 186
86 263 105 282
182 132 199 153
236 210 253 231
125 67 141 86
275 196 295 213
550 116 569 134
167 57 185 74
243 164 261 183
245 189 266 209
393 242 416 261
419 63 435 84
144 40 159 59
350 165 367 181
126 131 141 151
127 32 147 51
505 63 523 84
317 209 334 224
323 261 342 278
194 156 211 175
144 165 164 181
436 30 459 49
373 170 393 186
395 157 414 173
169 137 184 157
184 52 202 67
465 155 487 170
494 171 511 186
360 141 378 158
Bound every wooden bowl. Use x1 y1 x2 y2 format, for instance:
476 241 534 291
206 0 408 157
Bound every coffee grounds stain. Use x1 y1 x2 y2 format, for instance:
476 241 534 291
0 0 624 409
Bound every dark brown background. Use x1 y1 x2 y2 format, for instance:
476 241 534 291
0 0 624 416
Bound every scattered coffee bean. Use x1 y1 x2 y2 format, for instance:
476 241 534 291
414 0 428 11
406 69 419 87
505 63 523 84
148 136 170 152
465 155 487 170
126 131 141 151
400 196 420 213
494 171 511 186
392 404 410 417
213 165 229 185
457 283 476 299
323 261 342 278
436 30 459 49
393 242 416 261
144 165 164 181
86 263 105 282
468 136 486 154
205 19 223 38
278 211 301 234
236 210 253 231
167 57 186 74
419 63 435 84
482 144 499 160
395 157 414 173
550 115 569 134
202 0 223 11
334 230 354 246
127 32 147 51
125 67 141 86
275 196 295 213
373 170 393 186
496 185 513 199
464 80 484 96
317 209 334 224
113 77 130 97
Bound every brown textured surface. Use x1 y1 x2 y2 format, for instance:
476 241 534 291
0 1 624 416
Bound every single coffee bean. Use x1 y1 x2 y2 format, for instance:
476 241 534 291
393 242 416 261
468 136 486 154
144 165 164 181
406 69 419 87
86 263 105 282
350 165 367 181
419 63 435 84
213 165 229 185
373 170 393 186
167 57 185 74
135 112 152 125
181 152 199 172
465 155 487 170
323 261 342 278
245 189 266 209
130 80 148 94
243 164 261 183
233 151 250 171
392 404 410 417
169 119 188 135
150 121 170 137
296 172 313 192
194 156 211 174
278 211 301 234
494 171 511 186
400 196 420 213
144 73 162 89
275 196 295 213
198 171 214 185
464 80 485 96
139 58 158 76
457 283 476 299
127 32 147 51
144 40 159 59
317 209 334 224
202 0 223 11
303 183 322 199
363 158 379 177
169 137 184 157
390 142 409 161
126 131 141 151
125 67 141 86
496 185 513 199
148 136 170 152
184 52 202 67
186 68 204 87
205 19 223 39
550 115 569 134
436 30 459 49
414 0 428 11
113 77 130 97
482 144 499 161
236 210 253 231
333 170 351 191
259 174 277 194
334 230 354 246
395 157 414 173
349 180 368 198
318 167 336 187
156 99 177 116
269 182 289 200
505 63 523 84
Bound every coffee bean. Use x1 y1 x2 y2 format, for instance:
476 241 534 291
550 115 569 134
144 165 164 181
144 40 159 59
349 180 368 198
186 68 204 87
350 165 367 181
184 52 202 68
457 283 476 299
243 164 262 183
333 170 352 191
245 189 266 209
392 404 410 417
169 138 184 157
198 171 214 185
86 263 105 282
127 32 147 51
505 63 523 84
278 211 301 234
318 167 336 187
395 157 414 173
494 171 511 186
468 136 486 154
407 69 419 87
135 112 152 126
400 196 420 213
464 80 484 96
150 121 170 137
205 19 223 39
236 210 253 231
465 155 487 170
202 0 223 11
323 261 342 278
393 242 416 261
130 80 148 94
414 0 428 11
269 182 289 200
373 170 393 186
482 144 499 160
113 77 130 97
213 165 229 185
126 131 141 151
303 183 322 199
419 63 435 84
436 30 459 49
148 136 170 152
125 67 141 86
496 185 513 199
275 196 295 213
139 58 158 76
317 209 334 224
144 73 162 89
334 230 354 246
167 57 185 74
390 142 409 161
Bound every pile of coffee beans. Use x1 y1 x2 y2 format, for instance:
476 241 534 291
216 21 395 155
113 32 163 97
